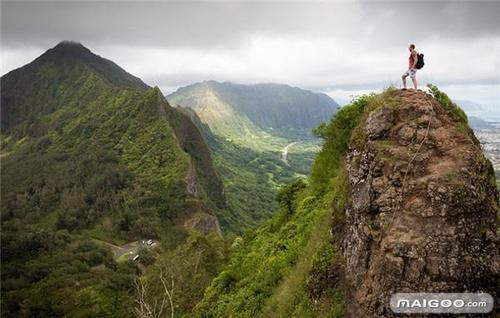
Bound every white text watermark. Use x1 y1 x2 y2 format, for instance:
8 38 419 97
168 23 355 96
390 293 494 314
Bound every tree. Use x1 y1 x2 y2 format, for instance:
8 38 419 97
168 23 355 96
134 271 174 318
276 179 307 215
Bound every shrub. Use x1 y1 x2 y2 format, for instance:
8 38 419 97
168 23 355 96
427 84 468 125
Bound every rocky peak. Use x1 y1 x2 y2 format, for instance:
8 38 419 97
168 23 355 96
338 89 499 317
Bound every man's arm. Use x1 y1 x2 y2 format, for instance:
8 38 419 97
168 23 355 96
411 51 418 69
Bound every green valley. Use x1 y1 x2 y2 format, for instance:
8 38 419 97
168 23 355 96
167 80 336 155
168 81 338 233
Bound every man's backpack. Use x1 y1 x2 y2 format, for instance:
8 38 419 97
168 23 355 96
415 53 425 69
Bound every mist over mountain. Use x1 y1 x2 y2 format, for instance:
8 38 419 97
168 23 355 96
454 99 483 112
454 99 500 122
175 81 338 128
168 80 338 148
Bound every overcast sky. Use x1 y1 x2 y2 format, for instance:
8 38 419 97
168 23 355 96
1 1 499 109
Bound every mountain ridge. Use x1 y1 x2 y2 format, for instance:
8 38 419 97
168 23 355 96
167 80 338 154
1 41 224 230
1 42 227 316
169 80 338 130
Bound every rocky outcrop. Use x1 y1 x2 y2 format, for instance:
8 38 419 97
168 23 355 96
338 90 499 317
185 160 201 198
184 212 223 236
158 94 227 209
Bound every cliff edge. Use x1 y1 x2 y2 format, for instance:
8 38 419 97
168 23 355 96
336 88 499 317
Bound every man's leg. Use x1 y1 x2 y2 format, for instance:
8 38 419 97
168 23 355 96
411 70 417 89
402 74 408 89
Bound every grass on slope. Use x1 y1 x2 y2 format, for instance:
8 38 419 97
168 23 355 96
178 108 316 234
168 83 326 153
1 63 199 317
194 92 372 317
208 137 299 233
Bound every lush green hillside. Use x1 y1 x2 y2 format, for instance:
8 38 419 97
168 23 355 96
168 81 336 232
194 86 498 317
0 42 224 317
194 90 370 318
178 107 303 233
169 80 338 131
167 80 337 153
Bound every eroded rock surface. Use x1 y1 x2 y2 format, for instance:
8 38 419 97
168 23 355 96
184 212 222 236
339 90 499 317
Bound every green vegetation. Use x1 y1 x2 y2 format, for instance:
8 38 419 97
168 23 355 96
9 42 484 318
180 108 315 233
171 82 333 233
194 183 330 317
137 233 228 316
427 84 468 125
168 81 338 153
209 138 299 232
194 92 370 317
1 42 223 317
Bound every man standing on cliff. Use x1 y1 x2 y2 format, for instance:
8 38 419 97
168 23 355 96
402 44 418 89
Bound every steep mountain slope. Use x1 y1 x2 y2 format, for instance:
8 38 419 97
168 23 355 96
170 80 338 129
1 41 148 132
178 107 301 232
196 87 499 317
168 81 338 231
168 80 338 151
0 41 225 316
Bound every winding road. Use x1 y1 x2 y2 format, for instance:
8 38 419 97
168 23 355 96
92 239 157 261
281 141 302 165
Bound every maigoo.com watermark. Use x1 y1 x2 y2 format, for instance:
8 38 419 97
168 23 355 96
390 293 494 314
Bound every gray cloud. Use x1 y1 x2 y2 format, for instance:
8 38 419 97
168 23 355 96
1 1 499 108
2 1 499 48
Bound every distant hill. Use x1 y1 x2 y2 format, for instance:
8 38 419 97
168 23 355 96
454 99 500 122
168 81 338 151
468 115 495 129
454 99 483 112
168 81 337 229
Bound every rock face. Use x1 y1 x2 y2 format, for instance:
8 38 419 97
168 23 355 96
184 212 222 236
339 90 499 317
